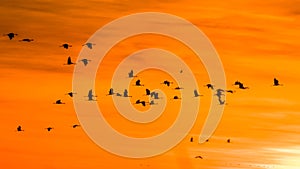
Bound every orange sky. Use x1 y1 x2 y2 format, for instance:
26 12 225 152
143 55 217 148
0 0 300 169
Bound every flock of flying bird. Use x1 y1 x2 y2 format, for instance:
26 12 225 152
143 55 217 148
4 32 94 132
5 31 284 159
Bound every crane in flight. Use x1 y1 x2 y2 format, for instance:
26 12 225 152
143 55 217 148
66 92 76 97
64 56 75 65
72 124 80 128
82 42 96 49
134 79 144 86
17 125 24 132
193 89 203 97
54 100 65 104
86 89 97 101
171 96 181 100
45 127 54 131
204 84 214 90
128 70 137 78
123 89 132 97
106 88 115 96
79 59 91 66
150 92 160 99
19 38 34 42
4 32 18 40
234 81 249 89
161 80 172 86
273 78 283 86
135 100 147 106
60 43 72 49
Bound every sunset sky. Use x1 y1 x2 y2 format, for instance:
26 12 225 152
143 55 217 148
0 0 300 168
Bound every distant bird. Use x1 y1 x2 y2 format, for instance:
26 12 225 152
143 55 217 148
161 80 172 86
116 93 122 96
150 92 160 99
273 78 283 86
149 100 157 105
193 89 203 97
226 90 235 93
60 43 72 49
79 59 91 66
17 125 24 132
215 89 225 97
128 70 137 78
135 100 147 106
66 92 76 97
86 89 96 101
134 79 144 86
227 139 231 143
180 70 183 73
205 84 214 90
145 89 151 95
106 88 114 96
174 86 184 90
195 156 203 159
45 127 53 131
72 124 80 128
64 56 75 65
206 139 209 142
172 96 181 100
233 81 241 85
234 81 249 89
190 137 194 142
82 42 96 49
123 89 132 97
19 38 34 42
4 32 17 40
54 100 65 104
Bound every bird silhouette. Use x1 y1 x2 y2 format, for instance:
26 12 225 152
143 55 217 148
145 89 151 96
86 89 97 101
123 89 132 97
234 81 249 89
45 127 53 131
60 43 72 49
66 92 76 97
116 93 122 96
150 92 160 99
72 124 80 128
19 38 34 42
193 89 203 97
82 42 96 49
79 59 91 66
227 139 231 143
161 80 172 86
54 100 65 104
128 70 137 78
190 137 194 142
273 78 283 86
180 70 183 73
149 100 157 105
204 84 214 90
172 96 181 100
4 32 17 40
17 125 24 132
134 79 144 86
106 88 114 96
195 156 203 159
174 86 184 90
64 56 75 65
226 90 235 93
215 89 225 97
135 100 147 106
